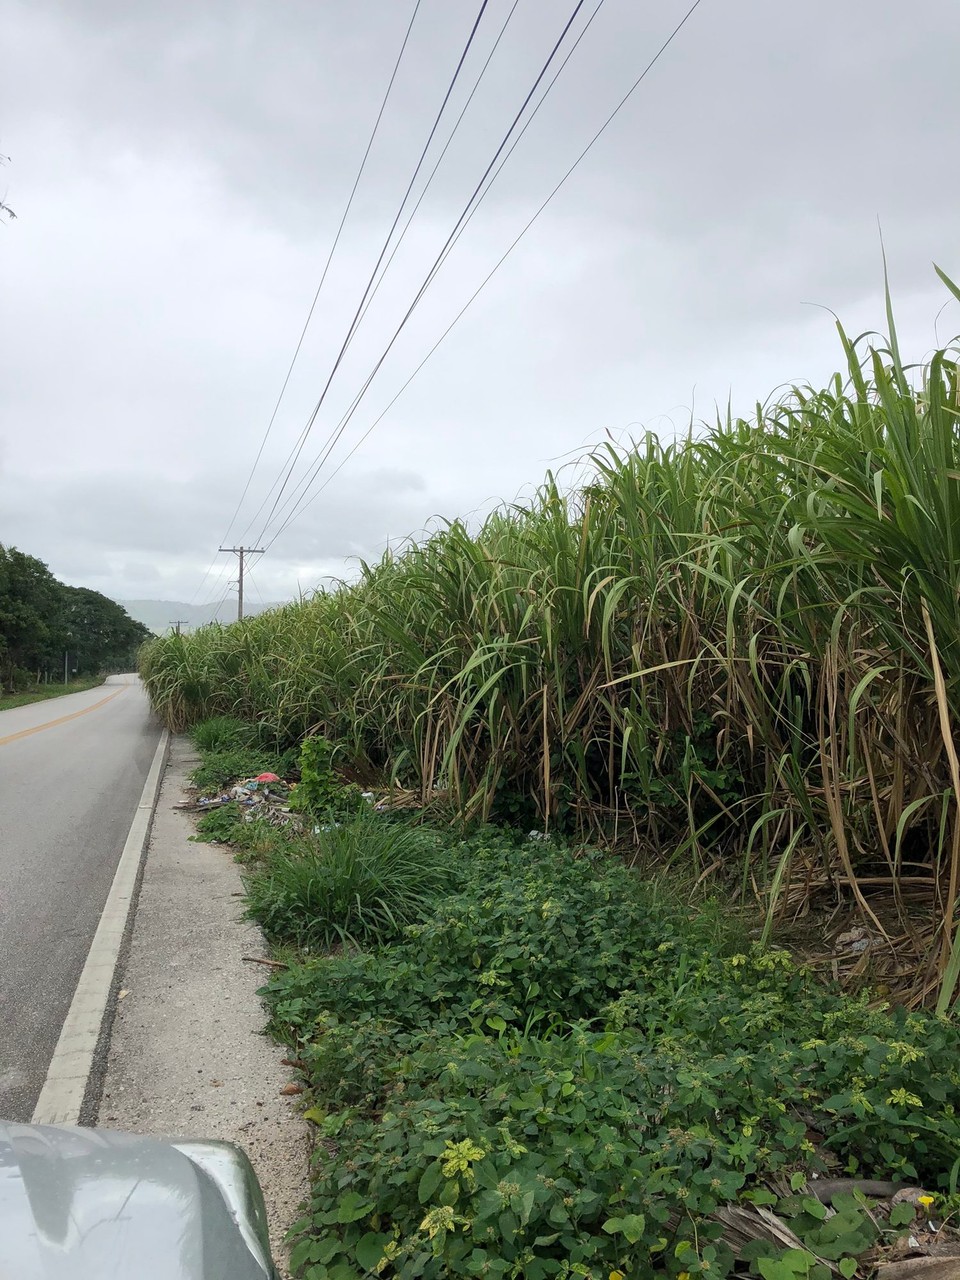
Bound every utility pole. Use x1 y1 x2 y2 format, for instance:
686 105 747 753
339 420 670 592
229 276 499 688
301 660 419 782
218 547 264 622
170 620 188 636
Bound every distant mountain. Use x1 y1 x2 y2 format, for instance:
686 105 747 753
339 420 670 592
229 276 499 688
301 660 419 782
115 599 283 636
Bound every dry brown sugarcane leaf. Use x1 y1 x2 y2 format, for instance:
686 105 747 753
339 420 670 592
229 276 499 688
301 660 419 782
706 1203 836 1271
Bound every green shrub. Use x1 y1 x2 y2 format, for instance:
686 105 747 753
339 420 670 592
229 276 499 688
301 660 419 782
258 834 960 1279
263 835 741 1056
244 810 450 950
289 735 362 820
190 802 287 856
287 1008 960 1279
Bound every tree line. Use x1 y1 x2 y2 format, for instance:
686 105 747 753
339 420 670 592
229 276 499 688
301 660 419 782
0 544 153 690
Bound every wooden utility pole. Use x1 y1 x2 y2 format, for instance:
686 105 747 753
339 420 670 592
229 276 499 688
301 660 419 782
170 620 188 636
218 547 264 621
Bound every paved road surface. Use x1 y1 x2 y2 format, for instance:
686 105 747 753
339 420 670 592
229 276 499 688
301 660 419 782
0 676 161 1120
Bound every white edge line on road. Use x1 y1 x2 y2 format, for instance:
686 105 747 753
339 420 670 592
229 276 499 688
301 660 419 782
32 727 170 1126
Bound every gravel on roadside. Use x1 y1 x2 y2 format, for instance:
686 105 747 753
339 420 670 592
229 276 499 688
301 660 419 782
96 734 311 1277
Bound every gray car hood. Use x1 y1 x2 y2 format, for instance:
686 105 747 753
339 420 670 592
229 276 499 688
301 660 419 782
0 1123 273 1280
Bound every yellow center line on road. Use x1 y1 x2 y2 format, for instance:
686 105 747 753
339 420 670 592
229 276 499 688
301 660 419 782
0 686 128 747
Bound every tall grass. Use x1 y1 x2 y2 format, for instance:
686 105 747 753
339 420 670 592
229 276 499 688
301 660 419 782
243 812 449 950
141 285 960 1008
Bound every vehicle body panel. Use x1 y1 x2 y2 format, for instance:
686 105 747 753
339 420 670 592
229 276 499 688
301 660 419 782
0 1122 278 1280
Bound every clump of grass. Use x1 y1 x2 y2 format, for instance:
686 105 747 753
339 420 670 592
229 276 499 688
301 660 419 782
243 810 450 950
189 715 260 753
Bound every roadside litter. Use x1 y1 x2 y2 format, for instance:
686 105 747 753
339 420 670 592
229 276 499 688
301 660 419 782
175 775 298 829
176 776 427 831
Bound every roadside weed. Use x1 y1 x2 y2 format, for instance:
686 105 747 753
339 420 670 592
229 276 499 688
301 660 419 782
243 810 450 950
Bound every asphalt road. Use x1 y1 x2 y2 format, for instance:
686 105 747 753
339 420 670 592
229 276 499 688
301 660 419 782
0 676 161 1121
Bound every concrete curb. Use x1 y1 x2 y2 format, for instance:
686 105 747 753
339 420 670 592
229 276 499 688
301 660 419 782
32 727 170 1125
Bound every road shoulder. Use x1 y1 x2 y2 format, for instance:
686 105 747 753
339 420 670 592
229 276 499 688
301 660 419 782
97 734 310 1275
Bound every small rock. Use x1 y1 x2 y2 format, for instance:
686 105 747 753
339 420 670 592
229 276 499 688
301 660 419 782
893 1189 930 1206
836 927 866 946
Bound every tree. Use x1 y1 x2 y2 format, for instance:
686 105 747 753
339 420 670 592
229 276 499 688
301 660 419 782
0 546 62 689
0 545 153 689
59 585 152 675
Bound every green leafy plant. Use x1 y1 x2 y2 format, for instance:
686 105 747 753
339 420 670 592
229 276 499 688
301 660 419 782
257 832 960 1279
190 802 245 844
289 735 362 820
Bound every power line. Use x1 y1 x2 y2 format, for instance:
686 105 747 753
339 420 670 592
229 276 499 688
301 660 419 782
349 0 523 346
259 0 595 545
245 562 268 608
192 556 234 614
266 0 609 544
192 0 423 605
243 0 494 547
283 0 604 535
211 575 237 623
265 0 706 549
262 0 605 545
220 0 423 539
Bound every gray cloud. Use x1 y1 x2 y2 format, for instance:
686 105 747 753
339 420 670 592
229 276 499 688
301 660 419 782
2 0 959 606
0 462 429 598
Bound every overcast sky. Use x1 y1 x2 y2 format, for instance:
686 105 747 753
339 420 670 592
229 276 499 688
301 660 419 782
2 0 959 612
